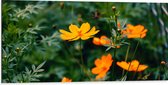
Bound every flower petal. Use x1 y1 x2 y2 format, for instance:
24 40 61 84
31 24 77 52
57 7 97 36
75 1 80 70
60 34 77 40
81 36 91 40
127 34 140 38
70 36 80 41
92 67 102 74
137 65 148 72
59 29 72 35
80 22 90 34
95 58 102 67
141 33 146 38
134 25 144 33
69 24 79 34
83 26 99 37
61 77 72 82
93 37 101 45
117 61 130 71
96 71 107 80
106 54 113 67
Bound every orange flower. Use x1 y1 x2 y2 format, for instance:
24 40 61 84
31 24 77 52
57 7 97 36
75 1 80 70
93 36 120 48
122 24 148 38
59 22 99 41
92 35 110 45
92 54 113 80
117 60 148 72
61 77 72 82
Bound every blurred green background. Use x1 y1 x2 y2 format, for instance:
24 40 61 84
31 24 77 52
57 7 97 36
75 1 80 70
2 0 168 82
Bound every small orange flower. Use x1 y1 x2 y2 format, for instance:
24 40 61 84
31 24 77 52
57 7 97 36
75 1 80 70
93 35 110 45
122 24 148 38
59 22 99 41
92 54 113 80
93 36 120 48
61 77 72 82
117 60 148 72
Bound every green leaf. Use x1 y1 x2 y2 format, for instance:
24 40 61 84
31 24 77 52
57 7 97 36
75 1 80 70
106 46 112 51
32 65 36 72
36 61 46 70
35 69 44 73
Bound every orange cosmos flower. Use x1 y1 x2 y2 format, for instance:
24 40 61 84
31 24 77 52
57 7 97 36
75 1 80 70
92 54 113 80
122 24 148 38
117 60 148 72
93 36 120 48
59 22 99 41
93 35 110 45
61 77 72 82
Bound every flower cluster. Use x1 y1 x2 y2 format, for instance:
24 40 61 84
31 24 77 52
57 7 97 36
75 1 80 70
59 21 148 81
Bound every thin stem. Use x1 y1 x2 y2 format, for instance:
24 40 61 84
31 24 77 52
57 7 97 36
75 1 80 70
64 41 92 80
111 48 116 80
132 63 140 80
122 44 131 76
132 41 139 60
79 40 92 80
124 44 131 62
80 40 84 66
122 41 140 80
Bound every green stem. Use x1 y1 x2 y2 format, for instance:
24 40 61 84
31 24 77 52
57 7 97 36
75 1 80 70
64 41 92 80
132 63 140 80
122 44 131 76
111 48 116 80
79 40 92 80
80 40 84 66
121 41 140 80
132 41 139 60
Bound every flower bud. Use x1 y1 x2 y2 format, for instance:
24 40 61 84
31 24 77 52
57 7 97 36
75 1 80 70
161 61 166 64
15 47 21 53
28 23 33 27
77 14 83 22
52 24 57 29
60 2 64 9
93 10 100 19
112 6 116 12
